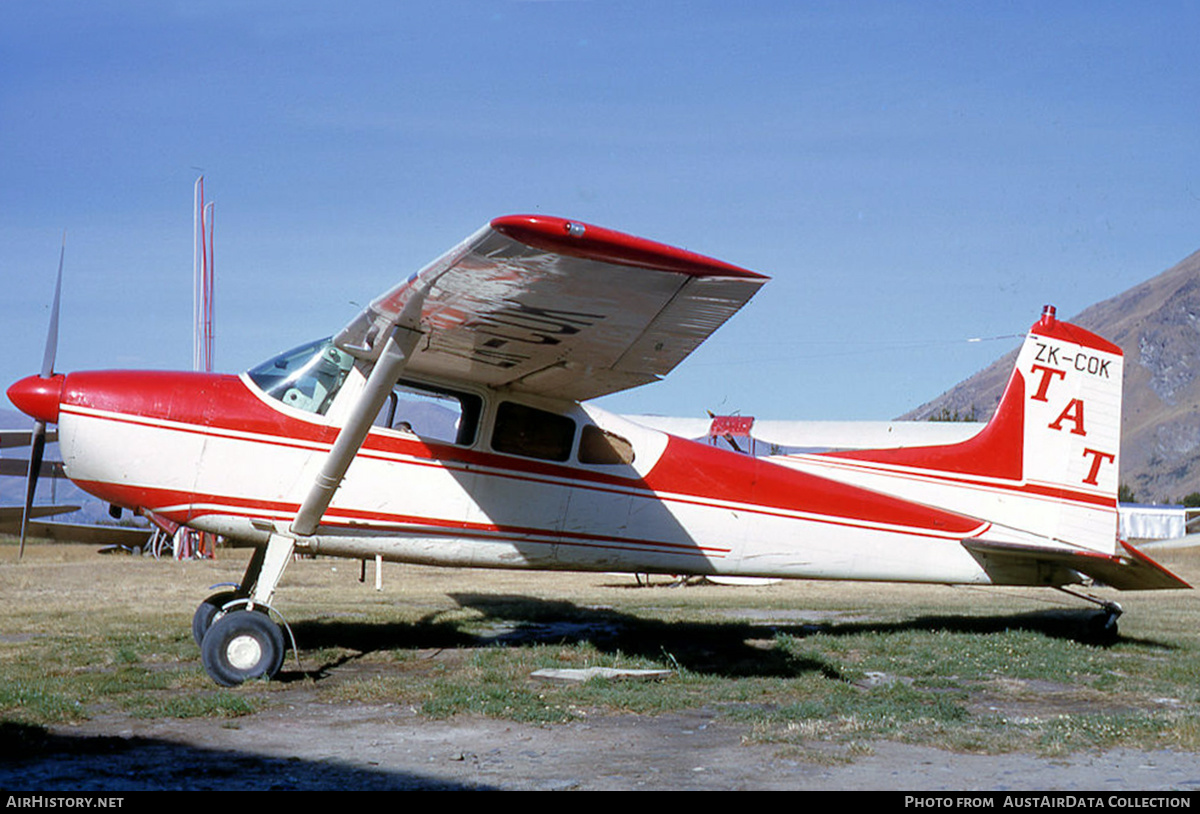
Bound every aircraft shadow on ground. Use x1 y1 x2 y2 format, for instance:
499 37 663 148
0 721 491 791
285 593 1174 683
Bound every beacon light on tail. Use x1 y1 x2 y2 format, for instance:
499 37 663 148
8 214 1188 687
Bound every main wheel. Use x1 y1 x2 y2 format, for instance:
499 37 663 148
200 609 286 687
192 591 241 646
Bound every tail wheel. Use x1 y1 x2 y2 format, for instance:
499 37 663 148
1085 609 1120 644
200 609 286 687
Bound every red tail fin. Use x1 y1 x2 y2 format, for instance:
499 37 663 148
819 306 1123 554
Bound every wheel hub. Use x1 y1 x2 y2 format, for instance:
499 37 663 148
226 634 263 670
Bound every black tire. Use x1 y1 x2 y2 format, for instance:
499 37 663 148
192 591 241 647
200 609 286 687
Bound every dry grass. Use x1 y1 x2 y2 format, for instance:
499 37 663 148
2 538 1199 756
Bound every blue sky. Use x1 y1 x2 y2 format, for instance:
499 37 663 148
3 1 1199 422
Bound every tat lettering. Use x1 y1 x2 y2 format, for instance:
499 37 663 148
1048 398 1087 436
1029 364 1066 402
1082 448 1115 486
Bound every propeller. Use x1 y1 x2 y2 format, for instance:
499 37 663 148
18 234 65 558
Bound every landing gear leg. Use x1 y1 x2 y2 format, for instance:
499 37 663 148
191 545 270 645
198 533 296 685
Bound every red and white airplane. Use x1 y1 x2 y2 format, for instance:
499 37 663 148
7 215 1189 686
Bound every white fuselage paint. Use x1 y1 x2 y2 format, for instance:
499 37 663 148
55 383 1014 587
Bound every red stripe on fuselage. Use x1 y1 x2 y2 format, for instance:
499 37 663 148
71 479 733 559
643 436 985 536
57 369 989 540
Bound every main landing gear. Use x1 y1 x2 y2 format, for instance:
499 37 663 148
200 607 287 687
193 533 296 687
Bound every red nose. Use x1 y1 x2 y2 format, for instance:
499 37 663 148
7 374 64 424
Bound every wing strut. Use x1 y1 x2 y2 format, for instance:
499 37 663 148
292 325 420 537
245 323 421 607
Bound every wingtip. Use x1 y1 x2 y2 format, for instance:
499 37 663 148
489 215 769 280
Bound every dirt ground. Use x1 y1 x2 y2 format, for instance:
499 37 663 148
4 697 1200 791
2 546 1200 791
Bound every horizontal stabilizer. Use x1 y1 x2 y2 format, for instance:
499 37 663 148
963 538 1190 591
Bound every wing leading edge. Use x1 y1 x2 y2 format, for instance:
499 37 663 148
333 216 768 401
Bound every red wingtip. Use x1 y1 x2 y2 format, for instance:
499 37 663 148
489 215 768 280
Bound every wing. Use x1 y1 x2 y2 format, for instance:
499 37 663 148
333 215 768 401
13 521 154 547
0 505 154 546
0 504 80 524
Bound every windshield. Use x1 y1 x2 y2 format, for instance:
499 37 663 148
247 337 354 415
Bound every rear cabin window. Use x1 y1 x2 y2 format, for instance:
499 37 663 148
491 402 576 462
376 379 481 446
578 425 635 465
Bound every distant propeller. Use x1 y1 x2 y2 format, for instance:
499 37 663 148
18 234 65 559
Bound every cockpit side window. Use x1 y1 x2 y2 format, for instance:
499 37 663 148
375 379 482 446
247 337 354 415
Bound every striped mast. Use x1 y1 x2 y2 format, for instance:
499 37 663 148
187 177 217 559
193 176 215 373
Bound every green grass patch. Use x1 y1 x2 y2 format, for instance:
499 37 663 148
127 691 257 719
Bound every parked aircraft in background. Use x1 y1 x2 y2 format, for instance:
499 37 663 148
1 429 153 549
7 215 1188 686
1 429 55 450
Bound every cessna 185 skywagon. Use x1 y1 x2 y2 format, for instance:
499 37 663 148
7 215 1189 686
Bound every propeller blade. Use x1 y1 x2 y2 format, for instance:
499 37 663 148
19 421 47 558
20 234 65 559
40 234 65 379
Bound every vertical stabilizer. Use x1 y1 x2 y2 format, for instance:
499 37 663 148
1015 305 1123 549
786 306 1125 556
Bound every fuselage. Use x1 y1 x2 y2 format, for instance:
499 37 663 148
9 352 1027 586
